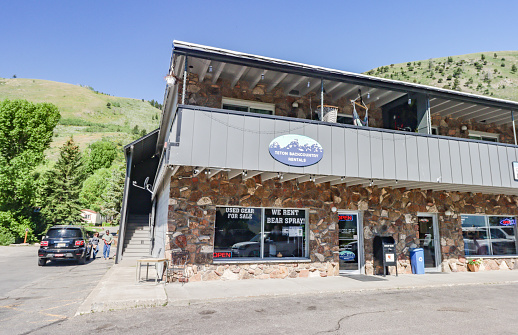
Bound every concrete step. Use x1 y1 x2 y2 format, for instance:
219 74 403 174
123 251 150 258
124 244 150 250
125 228 149 234
124 234 150 242
125 231 149 238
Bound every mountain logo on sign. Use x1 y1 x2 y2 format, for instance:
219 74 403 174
268 135 323 167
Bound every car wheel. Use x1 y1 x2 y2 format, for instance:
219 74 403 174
38 258 47 266
77 255 86 265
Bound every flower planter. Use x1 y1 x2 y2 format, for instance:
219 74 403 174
467 263 480 272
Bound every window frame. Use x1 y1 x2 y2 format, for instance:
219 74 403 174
213 206 310 263
221 97 275 115
468 130 499 142
461 214 518 257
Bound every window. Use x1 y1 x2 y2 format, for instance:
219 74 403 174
431 126 439 135
461 215 517 256
222 97 275 115
336 113 354 125
213 206 308 261
468 130 499 142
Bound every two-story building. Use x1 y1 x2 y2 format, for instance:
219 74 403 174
116 41 518 280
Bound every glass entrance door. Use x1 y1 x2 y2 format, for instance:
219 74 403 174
338 212 360 273
417 215 438 269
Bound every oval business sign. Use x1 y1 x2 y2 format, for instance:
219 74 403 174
269 134 323 167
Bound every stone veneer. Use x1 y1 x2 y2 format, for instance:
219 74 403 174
166 166 518 281
179 72 516 145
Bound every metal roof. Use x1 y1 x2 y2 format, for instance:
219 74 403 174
171 40 518 115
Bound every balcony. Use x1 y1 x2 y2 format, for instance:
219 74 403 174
166 104 518 195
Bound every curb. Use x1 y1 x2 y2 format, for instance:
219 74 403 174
166 278 518 307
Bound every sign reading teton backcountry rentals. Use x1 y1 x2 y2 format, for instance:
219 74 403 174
269 135 323 167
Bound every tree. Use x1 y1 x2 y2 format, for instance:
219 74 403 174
80 168 111 212
39 138 85 226
481 54 485 61
100 163 125 225
0 99 60 243
85 139 118 174
512 64 517 73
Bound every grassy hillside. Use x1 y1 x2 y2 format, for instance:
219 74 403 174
0 78 160 160
365 51 518 102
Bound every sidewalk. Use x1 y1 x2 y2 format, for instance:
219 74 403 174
76 263 518 315
75 261 167 315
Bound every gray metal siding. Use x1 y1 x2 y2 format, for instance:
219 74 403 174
344 128 359 177
381 132 396 180
469 142 483 186
406 136 419 181
394 133 408 181
318 125 333 176
191 111 211 168
331 126 346 177
416 136 431 182
459 141 473 185
208 113 229 168
226 114 245 169
438 140 452 184
357 130 372 179
168 107 518 192
370 131 384 179
428 138 441 183
479 144 493 186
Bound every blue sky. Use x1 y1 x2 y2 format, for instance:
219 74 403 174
2 0 518 102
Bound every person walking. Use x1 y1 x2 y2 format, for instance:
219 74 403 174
102 230 113 260
90 232 100 259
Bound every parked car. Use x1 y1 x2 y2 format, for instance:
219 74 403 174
232 232 304 257
38 225 91 266
463 227 516 255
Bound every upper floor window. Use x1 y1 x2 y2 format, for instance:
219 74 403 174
468 130 499 142
336 113 354 125
222 97 274 115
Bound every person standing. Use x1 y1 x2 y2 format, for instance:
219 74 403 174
90 232 100 259
102 230 113 260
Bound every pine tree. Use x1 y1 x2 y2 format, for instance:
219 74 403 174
40 137 85 225
100 164 125 225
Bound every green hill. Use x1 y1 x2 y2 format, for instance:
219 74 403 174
0 78 160 160
365 51 518 102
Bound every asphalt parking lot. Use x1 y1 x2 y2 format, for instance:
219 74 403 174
0 246 111 335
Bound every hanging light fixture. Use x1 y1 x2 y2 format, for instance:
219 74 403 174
307 81 311 87
208 65 213 73
261 72 265 80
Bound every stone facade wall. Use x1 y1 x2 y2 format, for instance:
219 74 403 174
179 73 384 128
166 166 518 281
179 72 515 145
431 114 515 144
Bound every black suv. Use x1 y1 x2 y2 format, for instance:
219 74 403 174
38 225 92 266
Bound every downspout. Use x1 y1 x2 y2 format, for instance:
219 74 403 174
320 79 324 121
512 110 517 146
115 145 133 264
181 55 188 104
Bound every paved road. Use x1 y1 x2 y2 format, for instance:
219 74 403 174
0 246 111 335
35 282 518 334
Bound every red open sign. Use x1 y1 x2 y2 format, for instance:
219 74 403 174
213 252 232 258
338 215 354 221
